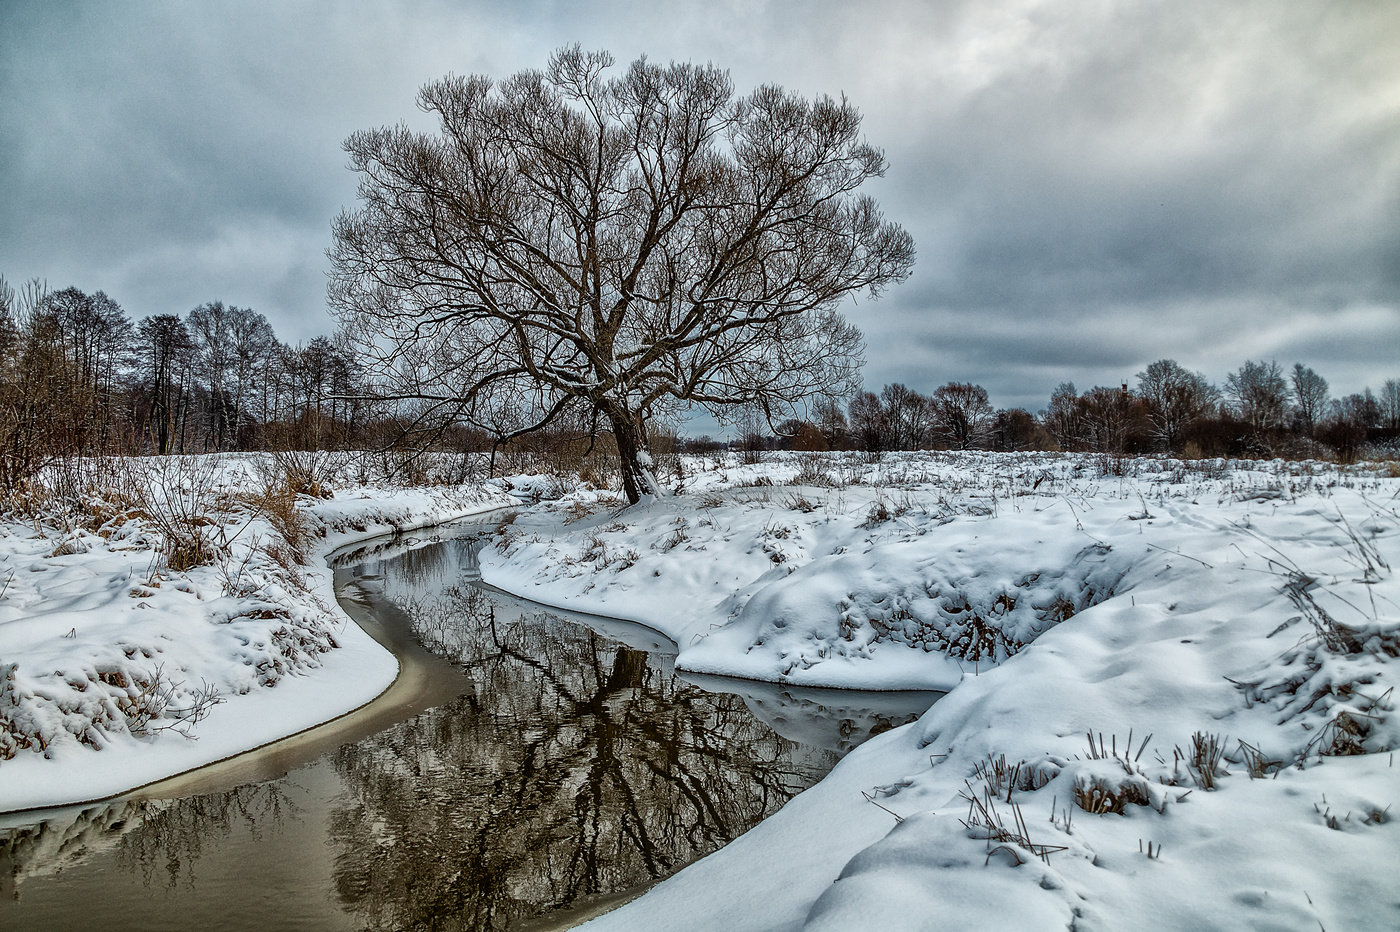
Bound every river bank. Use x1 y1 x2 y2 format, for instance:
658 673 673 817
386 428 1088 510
4 450 1398 931
477 452 1400 931
0 456 514 812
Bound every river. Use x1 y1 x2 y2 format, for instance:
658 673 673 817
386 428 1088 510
0 516 942 931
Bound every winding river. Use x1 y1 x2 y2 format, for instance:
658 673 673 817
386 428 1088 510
0 515 942 931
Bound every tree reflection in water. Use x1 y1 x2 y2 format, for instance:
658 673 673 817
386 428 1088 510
328 579 836 931
3 531 933 932
2 781 297 894
116 783 299 889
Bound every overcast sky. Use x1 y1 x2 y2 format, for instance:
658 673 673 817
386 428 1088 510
2 0 1397 415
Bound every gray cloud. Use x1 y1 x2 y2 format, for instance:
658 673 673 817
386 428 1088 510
2 0 1396 401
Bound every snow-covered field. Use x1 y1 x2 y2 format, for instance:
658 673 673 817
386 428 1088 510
478 452 1400 931
0 454 514 811
4 449 1397 930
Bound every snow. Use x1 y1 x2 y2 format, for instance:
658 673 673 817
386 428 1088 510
0 454 514 812
475 452 1400 931
5 449 1398 929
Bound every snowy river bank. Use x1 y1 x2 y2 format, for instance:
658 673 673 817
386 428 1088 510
2 517 934 930
0 462 516 813
480 453 1400 931
3 451 1398 930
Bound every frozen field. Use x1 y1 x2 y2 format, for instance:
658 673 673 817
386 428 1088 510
3 450 1398 930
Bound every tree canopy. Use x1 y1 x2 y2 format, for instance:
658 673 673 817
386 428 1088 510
328 47 915 502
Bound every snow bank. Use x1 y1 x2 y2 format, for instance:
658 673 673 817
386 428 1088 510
477 452 1400 930
0 456 513 812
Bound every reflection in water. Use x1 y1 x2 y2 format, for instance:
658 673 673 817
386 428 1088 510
679 673 946 755
1 527 940 931
328 562 832 930
117 783 299 889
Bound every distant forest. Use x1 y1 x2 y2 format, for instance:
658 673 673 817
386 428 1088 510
1 277 1395 497
732 361 1399 465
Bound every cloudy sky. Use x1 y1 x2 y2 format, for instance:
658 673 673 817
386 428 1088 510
2 0 1397 413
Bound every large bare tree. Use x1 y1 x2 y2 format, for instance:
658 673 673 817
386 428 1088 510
329 47 914 502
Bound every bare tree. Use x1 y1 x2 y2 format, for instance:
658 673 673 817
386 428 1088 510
44 288 132 401
0 278 76 488
992 408 1050 452
0 277 17 357
879 383 931 450
929 382 993 450
37 287 133 454
329 47 914 503
227 307 278 447
1040 382 1087 452
187 301 237 451
846 390 887 453
280 336 359 448
1078 385 1141 453
1135 359 1217 452
1379 378 1400 431
1334 389 1381 429
1289 363 1329 437
811 396 850 449
135 315 194 454
1225 359 1289 433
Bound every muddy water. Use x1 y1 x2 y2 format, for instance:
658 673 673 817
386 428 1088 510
0 521 942 931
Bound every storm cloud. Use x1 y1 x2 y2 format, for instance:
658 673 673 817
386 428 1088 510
2 0 1397 411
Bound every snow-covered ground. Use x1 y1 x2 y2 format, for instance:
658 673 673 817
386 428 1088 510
4 450 1397 929
0 454 514 812
477 452 1400 931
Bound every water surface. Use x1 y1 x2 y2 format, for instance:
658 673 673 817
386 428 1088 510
1 522 941 930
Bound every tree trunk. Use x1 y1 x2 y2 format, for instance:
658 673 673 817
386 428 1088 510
605 406 656 505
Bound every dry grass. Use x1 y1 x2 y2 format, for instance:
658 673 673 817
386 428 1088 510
783 491 818 513
1073 730 1160 813
1173 731 1228 790
239 464 310 564
959 780 1067 866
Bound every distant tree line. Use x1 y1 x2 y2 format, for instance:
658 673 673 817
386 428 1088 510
0 276 384 490
4 271 1394 495
744 359 1399 463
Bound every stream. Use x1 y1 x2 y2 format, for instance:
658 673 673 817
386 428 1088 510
0 516 942 931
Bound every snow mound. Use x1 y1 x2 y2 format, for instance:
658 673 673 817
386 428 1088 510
682 520 1136 687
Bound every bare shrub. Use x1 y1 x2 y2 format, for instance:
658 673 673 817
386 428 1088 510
581 534 608 564
1305 705 1384 758
790 454 834 487
109 663 225 738
862 499 893 527
1074 775 1153 814
1234 739 1285 778
697 491 726 509
268 449 338 499
240 479 307 561
1073 730 1159 813
783 491 818 513
970 753 1056 798
127 456 226 572
658 525 689 552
